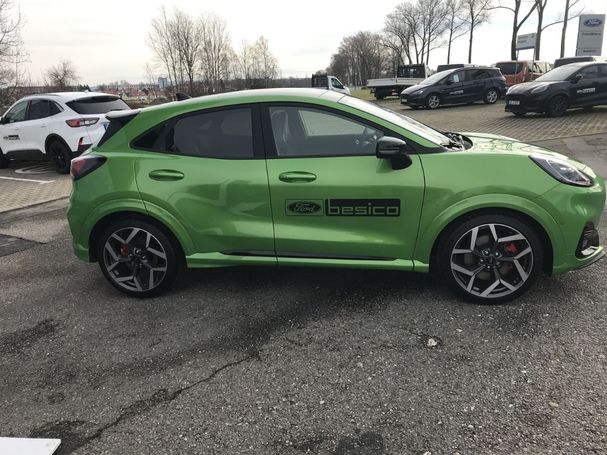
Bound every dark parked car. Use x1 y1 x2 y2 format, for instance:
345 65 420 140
554 56 605 68
436 63 476 72
400 67 506 109
505 61 607 117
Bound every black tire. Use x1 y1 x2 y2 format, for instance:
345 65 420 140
546 95 568 117
437 214 543 304
0 149 8 169
97 219 182 298
484 88 499 104
47 140 72 174
410 105 422 110
513 112 526 117
425 93 441 109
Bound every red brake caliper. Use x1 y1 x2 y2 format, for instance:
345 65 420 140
120 244 129 257
504 242 517 255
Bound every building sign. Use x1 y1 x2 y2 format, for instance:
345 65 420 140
576 14 605 56
516 33 537 51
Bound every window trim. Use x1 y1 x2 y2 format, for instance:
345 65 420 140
260 102 422 159
130 103 264 160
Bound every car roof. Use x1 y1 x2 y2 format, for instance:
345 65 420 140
20 91 120 102
560 61 607 68
141 88 344 113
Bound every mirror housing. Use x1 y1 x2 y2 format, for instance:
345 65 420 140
376 137 413 170
445 78 453 85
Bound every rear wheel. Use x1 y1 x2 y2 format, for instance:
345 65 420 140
0 149 8 169
547 95 568 117
47 140 72 174
437 214 543 304
98 219 181 298
425 94 441 109
484 88 499 104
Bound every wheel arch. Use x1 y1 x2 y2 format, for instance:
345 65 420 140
428 207 554 275
45 134 72 154
88 210 186 263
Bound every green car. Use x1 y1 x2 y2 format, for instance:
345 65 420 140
67 89 605 302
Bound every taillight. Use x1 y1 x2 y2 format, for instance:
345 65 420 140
70 154 106 180
66 118 99 128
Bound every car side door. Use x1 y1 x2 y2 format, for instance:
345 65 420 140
134 105 275 261
19 99 52 154
570 65 601 106
467 69 489 101
262 103 425 265
0 100 29 155
598 64 607 105
441 70 467 104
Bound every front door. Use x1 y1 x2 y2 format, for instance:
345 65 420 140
263 104 425 264
570 65 602 106
134 105 275 260
441 70 467 104
0 100 29 155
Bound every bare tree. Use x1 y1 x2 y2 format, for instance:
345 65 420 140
199 12 233 93
147 7 182 91
492 0 537 60
384 6 415 65
445 0 468 63
45 60 78 90
419 0 449 63
462 0 492 63
250 36 279 88
173 9 201 94
559 0 583 57
0 0 26 104
236 40 252 87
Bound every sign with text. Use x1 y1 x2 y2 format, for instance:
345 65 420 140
576 14 605 56
516 33 537 51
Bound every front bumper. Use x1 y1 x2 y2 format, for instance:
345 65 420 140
504 92 551 114
400 92 425 106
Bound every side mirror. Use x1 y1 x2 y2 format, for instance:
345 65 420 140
445 79 453 85
572 73 583 84
376 137 412 170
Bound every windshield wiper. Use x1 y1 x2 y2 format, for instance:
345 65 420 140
441 132 466 150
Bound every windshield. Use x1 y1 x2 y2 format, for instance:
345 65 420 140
496 62 523 75
397 66 426 78
339 96 449 146
419 70 450 85
535 65 578 81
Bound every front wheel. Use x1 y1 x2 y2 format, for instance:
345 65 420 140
437 214 543 304
547 95 568 117
425 94 441 109
98 219 182 297
484 88 499 104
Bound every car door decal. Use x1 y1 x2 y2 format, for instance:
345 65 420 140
326 199 400 216
3 135 19 140
449 90 464 95
286 200 324 215
576 87 596 94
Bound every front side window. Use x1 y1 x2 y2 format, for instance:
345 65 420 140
134 108 254 159
4 100 28 123
331 78 344 89
448 71 465 83
578 65 599 79
28 100 51 120
269 106 383 157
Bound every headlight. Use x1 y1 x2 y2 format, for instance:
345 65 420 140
530 154 593 187
506 86 513 95
411 89 425 96
530 84 549 94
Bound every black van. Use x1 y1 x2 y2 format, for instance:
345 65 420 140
436 63 475 72
400 67 506 109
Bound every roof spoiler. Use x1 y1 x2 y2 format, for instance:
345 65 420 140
175 92 191 101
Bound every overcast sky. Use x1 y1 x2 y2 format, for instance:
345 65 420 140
19 0 607 85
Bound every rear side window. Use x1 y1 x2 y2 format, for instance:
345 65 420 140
66 96 129 114
28 100 50 120
469 69 491 80
496 62 522 75
133 108 254 159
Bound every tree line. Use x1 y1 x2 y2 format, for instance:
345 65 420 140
328 0 583 85
147 7 280 96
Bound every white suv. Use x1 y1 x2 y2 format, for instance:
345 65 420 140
0 92 130 173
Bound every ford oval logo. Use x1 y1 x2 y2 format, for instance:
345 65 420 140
584 18 602 27
288 201 321 214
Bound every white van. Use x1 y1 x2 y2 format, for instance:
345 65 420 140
311 74 350 95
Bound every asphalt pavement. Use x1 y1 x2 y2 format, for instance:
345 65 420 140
1 119 607 454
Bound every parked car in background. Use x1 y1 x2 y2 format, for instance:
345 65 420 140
400 67 506 109
311 74 350 95
495 60 551 87
554 56 605 68
505 61 607 116
436 63 476 72
367 65 433 99
0 92 129 173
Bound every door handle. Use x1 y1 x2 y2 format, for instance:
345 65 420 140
279 171 317 183
149 169 184 181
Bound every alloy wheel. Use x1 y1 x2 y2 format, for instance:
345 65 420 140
427 95 440 109
450 223 533 299
486 90 498 104
102 227 168 292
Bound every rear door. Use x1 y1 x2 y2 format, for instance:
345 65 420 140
467 69 490 101
597 64 607 105
263 103 425 264
134 105 275 259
